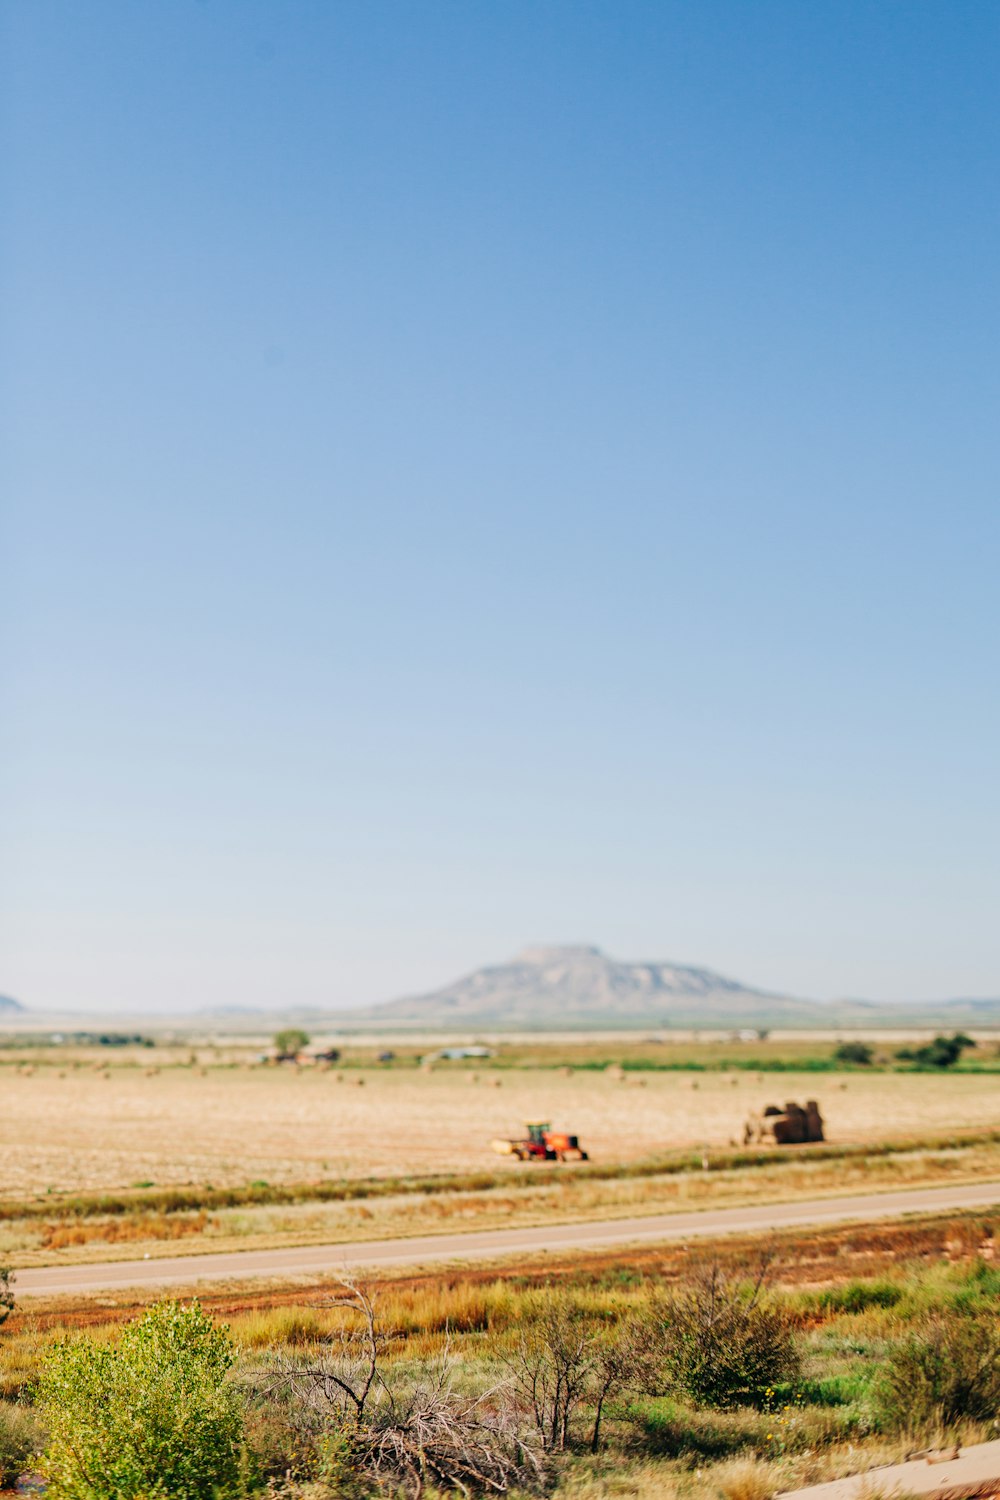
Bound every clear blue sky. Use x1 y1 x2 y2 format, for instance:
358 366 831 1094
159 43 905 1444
3 1 998 1014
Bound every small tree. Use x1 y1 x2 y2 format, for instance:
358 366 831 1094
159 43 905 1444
507 1303 594 1452
274 1028 310 1060
37 1299 246 1500
504 1301 649 1453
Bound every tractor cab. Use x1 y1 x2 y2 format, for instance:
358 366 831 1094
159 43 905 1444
526 1122 551 1146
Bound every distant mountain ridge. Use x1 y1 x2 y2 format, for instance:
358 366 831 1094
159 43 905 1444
0 995 24 1014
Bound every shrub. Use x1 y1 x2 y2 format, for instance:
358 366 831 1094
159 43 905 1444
0 1402 42 1489
37 1299 246 1500
871 1316 1000 1430
659 1263 800 1409
833 1042 874 1067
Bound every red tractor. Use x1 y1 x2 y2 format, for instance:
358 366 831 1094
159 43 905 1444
491 1121 589 1162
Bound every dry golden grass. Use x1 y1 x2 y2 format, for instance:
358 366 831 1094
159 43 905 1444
712 1457 777 1500
39 1209 212 1250
3 1063 1000 1200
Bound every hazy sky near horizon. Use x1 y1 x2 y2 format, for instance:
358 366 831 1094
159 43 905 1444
4 1 998 1015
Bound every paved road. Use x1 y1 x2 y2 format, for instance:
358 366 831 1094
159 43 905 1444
15 1179 1000 1299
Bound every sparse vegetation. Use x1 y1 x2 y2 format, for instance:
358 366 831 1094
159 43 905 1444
5 1213 1000 1498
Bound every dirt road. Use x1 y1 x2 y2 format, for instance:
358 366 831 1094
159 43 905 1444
15 1179 1000 1299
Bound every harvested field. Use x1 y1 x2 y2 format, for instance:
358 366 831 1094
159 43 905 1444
3 1063 1000 1198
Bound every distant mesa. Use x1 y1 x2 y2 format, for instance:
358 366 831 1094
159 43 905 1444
343 947 1000 1031
0 995 24 1013
359 945 813 1029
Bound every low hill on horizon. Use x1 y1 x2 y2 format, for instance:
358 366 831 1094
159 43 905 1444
0 995 23 1014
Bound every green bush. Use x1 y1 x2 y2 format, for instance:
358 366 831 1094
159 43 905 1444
37 1299 247 1500
871 1316 1000 1430
658 1264 800 1409
0 1401 42 1488
833 1042 874 1067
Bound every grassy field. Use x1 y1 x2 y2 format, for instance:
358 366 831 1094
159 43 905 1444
4 1055 1000 1202
4 1208 999 1499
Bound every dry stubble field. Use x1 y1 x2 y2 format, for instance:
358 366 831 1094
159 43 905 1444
5 1062 1000 1197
